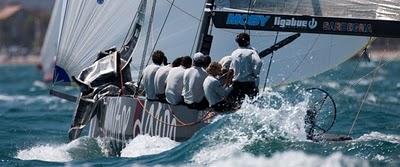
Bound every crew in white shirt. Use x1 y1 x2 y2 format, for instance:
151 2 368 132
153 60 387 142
228 32 262 103
165 56 192 105
154 57 182 102
142 50 166 100
182 52 209 109
219 55 232 73
203 62 233 112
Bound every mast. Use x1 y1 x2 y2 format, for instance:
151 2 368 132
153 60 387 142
195 0 215 55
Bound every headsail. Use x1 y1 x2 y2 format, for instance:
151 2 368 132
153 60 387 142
53 0 142 84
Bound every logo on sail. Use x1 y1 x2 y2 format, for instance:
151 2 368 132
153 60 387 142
322 21 372 34
226 13 270 27
274 17 318 29
97 0 104 5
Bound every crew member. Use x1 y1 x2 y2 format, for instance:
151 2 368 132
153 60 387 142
165 56 192 105
228 32 262 104
182 52 209 110
203 62 233 112
219 55 232 74
154 57 182 102
142 50 165 100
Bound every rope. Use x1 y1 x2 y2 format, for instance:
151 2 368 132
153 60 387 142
262 31 279 90
135 98 216 127
165 0 200 21
330 37 376 98
347 62 380 136
190 1 206 56
347 45 384 136
147 0 175 66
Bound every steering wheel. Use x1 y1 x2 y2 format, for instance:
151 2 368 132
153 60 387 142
304 87 337 135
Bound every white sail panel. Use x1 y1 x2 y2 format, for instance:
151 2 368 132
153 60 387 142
54 0 141 84
132 0 368 86
39 0 63 81
209 30 369 86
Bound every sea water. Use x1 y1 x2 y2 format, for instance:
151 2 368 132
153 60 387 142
0 60 399 166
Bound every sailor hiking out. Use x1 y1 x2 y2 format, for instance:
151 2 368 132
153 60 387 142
142 50 166 100
182 52 210 110
165 56 192 105
154 57 182 102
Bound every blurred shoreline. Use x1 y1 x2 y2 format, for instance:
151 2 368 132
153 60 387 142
0 54 39 65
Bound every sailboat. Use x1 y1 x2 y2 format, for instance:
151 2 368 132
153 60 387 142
50 0 400 154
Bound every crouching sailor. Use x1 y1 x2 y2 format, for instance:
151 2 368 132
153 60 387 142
203 62 234 112
142 50 166 100
154 57 182 102
165 56 192 105
182 52 209 110
228 32 262 104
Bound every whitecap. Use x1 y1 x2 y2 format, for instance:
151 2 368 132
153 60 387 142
120 135 179 158
210 151 368 167
324 81 340 89
356 131 400 144
15 137 104 162
0 94 63 105
15 141 79 162
192 90 311 165
366 94 377 103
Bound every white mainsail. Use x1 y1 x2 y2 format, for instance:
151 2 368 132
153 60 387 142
53 0 142 84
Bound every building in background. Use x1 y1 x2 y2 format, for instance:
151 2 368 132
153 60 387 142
0 0 53 59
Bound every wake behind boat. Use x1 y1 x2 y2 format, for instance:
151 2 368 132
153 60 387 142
47 0 400 155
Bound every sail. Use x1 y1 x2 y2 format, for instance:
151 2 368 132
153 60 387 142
129 0 207 80
53 0 142 84
129 0 353 86
39 0 63 81
216 0 400 20
211 0 399 86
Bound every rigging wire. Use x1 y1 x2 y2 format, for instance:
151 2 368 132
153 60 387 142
165 0 200 21
262 31 279 90
348 55 383 136
136 0 176 91
284 35 320 82
330 37 374 98
190 2 206 56
147 0 176 66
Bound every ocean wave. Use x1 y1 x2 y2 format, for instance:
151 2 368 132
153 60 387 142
356 131 400 144
191 90 311 165
15 137 104 162
120 135 179 158
0 94 66 105
209 151 368 167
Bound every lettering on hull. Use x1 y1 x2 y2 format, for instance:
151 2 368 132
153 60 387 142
102 97 177 142
135 101 177 140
